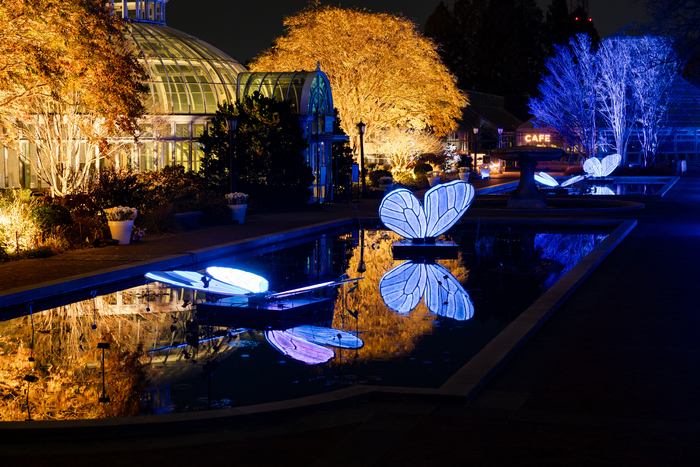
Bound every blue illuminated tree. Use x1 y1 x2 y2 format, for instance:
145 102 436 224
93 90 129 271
628 36 680 167
528 34 598 159
596 38 635 160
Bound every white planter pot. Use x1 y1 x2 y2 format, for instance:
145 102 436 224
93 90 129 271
480 168 490 179
228 204 247 223
459 172 470 181
108 220 133 245
428 176 440 187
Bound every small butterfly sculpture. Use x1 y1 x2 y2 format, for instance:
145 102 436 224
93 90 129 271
583 154 621 178
534 172 586 187
379 261 474 321
379 180 474 243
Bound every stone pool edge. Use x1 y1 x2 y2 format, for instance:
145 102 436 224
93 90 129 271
0 218 636 440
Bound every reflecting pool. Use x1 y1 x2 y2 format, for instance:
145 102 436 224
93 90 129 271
0 227 609 420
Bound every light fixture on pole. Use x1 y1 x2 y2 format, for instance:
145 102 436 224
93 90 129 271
498 128 503 148
97 342 110 403
473 127 479 170
228 117 238 194
357 121 366 196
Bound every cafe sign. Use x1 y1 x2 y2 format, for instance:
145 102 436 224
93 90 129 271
524 134 551 143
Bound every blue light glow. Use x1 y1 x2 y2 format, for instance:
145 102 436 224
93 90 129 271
379 180 474 241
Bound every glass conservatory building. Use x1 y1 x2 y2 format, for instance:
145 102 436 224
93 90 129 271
1 0 337 202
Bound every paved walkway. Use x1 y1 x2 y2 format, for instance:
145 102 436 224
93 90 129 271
3 173 700 465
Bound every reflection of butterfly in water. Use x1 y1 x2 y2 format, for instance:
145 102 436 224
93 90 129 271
583 154 621 178
535 172 586 187
379 180 474 242
379 261 474 321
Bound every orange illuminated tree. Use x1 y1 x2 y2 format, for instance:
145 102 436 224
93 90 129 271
250 5 466 153
0 0 147 195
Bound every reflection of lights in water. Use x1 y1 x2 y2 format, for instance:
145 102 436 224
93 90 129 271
379 261 473 321
589 186 615 195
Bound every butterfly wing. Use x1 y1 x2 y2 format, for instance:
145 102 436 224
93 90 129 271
583 157 603 177
265 330 334 365
601 154 621 177
206 267 269 293
560 174 586 187
379 261 427 313
534 172 560 187
379 188 427 239
424 263 474 321
424 180 474 238
591 185 615 195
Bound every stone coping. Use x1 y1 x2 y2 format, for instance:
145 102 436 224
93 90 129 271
0 218 636 439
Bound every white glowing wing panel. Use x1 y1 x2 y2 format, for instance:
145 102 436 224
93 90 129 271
534 172 559 187
378 189 428 239
206 267 269 293
379 261 427 313
144 271 250 296
584 157 603 177
265 330 334 365
424 180 474 238
560 174 586 187
287 325 363 349
601 154 621 177
423 263 474 321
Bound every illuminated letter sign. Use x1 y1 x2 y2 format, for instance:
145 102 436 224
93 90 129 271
524 134 551 143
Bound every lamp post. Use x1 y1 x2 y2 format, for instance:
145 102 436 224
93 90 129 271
357 121 366 196
498 128 503 148
228 117 238 194
473 127 479 171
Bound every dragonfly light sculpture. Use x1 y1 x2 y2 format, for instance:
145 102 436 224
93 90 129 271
265 325 364 365
534 172 586 188
583 154 621 178
378 180 474 243
144 266 361 303
379 260 474 321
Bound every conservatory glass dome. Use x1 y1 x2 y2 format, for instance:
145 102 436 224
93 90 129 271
112 1 247 115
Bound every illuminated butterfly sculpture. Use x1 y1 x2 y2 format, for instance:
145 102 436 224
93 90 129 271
379 260 474 321
378 180 474 243
534 172 586 188
583 153 621 178
265 325 364 365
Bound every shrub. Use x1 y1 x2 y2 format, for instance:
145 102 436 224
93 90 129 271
369 169 392 187
413 163 433 177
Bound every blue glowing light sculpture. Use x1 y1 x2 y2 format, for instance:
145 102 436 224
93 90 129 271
534 172 586 187
379 180 474 243
379 261 474 321
265 325 363 365
583 154 621 178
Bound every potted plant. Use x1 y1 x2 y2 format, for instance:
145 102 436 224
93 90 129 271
427 170 441 187
458 166 470 181
104 206 137 245
225 192 248 223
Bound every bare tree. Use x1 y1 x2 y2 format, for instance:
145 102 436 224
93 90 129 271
596 38 635 159
628 36 680 167
528 34 598 159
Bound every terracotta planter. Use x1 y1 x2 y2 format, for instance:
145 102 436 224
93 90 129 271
108 220 133 245
228 204 247 223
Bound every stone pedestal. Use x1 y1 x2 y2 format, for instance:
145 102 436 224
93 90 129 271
507 159 546 209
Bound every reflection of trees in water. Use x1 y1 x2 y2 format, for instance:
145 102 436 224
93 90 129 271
535 233 606 289
0 283 233 421
331 230 469 366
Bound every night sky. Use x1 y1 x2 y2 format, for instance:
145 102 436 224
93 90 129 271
165 0 650 65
